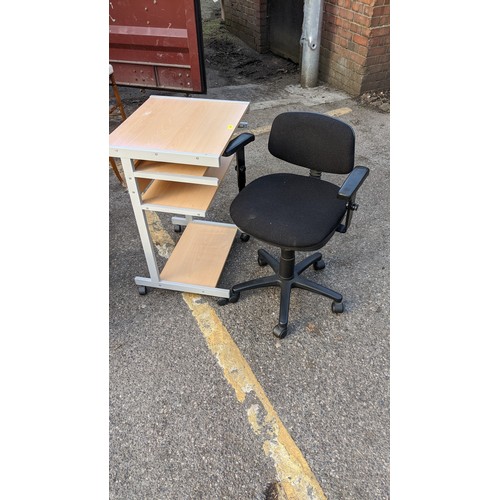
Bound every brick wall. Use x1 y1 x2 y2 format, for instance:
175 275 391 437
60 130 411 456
320 0 389 94
223 0 269 53
362 0 390 93
223 0 390 95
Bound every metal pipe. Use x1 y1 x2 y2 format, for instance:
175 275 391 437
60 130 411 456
300 0 324 88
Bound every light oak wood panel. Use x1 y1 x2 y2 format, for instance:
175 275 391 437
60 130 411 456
109 96 249 157
160 222 237 287
134 160 208 177
140 155 232 211
136 177 152 193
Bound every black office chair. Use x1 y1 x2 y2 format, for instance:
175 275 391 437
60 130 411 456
219 111 369 339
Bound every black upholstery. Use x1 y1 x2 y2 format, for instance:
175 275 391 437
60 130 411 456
222 111 369 339
230 173 347 250
268 112 355 174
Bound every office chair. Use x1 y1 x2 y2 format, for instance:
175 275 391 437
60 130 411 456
219 111 369 338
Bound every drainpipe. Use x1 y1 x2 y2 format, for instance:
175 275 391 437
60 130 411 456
300 0 324 88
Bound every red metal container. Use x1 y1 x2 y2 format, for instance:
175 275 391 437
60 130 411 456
109 0 206 93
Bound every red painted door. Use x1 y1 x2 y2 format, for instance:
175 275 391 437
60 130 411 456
109 0 206 93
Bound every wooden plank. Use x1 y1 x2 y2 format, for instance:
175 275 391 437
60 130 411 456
140 155 232 211
160 222 237 287
141 181 216 211
136 177 152 193
109 96 249 161
134 160 208 177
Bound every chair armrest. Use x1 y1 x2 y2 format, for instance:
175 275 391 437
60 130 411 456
222 133 255 157
338 166 370 200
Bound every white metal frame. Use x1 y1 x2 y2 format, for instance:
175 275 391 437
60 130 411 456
112 96 249 298
121 157 161 282
133 219 239 298
133 170 220 186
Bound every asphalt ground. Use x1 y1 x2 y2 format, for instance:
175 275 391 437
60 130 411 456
109 77 389 500
6 5 500 500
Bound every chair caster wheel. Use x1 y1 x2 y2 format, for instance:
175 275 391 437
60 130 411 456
332 301 344 314
218 292 240 306
240 233 250 242
174 225 183 233
313 259 325 270
138 286 147 295
273 324 288 339
257 256 268 267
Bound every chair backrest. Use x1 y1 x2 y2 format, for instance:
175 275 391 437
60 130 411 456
268 112 355 174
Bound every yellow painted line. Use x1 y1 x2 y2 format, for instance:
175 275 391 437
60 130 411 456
248 107 352 136
183 293 327 500
324 106 352 117
247 124 272 136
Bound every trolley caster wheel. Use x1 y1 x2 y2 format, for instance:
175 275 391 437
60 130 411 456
218 291 240 306
257 255 268 267
313 259 325 270
174 225 183 233
138 286 147 296
240 233 250 242
332 301 344 314
273 323 288 339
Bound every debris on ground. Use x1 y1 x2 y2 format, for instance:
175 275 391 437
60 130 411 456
359 89 390 112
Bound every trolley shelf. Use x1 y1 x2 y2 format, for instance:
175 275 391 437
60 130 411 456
140 155 232 215
160 221 237 288
109 95 250 298
134 160 216 185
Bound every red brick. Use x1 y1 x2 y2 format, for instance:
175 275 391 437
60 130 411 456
362 4 374 16
333 16 353 30
348 50 368 66
353 12 372 27
365 62 389 75
333 6 355 20
368 44 390 56
353 33 369 46
350 22 370 37
333 35 350 49
354 42 369 56
371 25 390 37
369 34 389 47
365 53 389 65
322 29 333 41
324 2 336 14
372 5 390 16
371 15 390 27
351 2 364 13
339 26 355 39
362 71 389 84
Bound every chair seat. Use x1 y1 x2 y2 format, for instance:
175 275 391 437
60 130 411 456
230 173 347 250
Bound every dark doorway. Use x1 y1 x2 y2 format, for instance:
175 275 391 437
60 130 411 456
269 0 304 63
